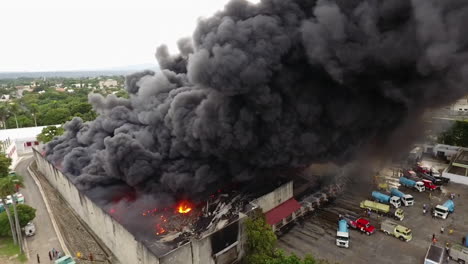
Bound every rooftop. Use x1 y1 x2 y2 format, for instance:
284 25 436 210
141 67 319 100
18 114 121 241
0 126 53 141
454 150 468 166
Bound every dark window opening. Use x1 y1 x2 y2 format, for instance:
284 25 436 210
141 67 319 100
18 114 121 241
211 222 239 254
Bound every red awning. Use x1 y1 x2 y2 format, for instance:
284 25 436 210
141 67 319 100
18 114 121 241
265 198 301 226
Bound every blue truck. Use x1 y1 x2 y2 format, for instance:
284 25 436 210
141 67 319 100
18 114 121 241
336 219 349 248
433 200 454 219
389 188 414 206
371 191 401 208
399 177 425 192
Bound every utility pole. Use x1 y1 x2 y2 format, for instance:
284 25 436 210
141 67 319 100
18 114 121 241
12 196 23 253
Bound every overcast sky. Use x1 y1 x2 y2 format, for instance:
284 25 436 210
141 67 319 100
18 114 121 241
0 0 258 72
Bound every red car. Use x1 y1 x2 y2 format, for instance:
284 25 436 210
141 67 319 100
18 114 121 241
422 179 439 191
345 217 376 235
414 164 431 174
403 170 418 179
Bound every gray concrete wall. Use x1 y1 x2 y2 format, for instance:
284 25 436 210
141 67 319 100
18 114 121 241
252 181 293 212
33 149 161 264
33 149 247 264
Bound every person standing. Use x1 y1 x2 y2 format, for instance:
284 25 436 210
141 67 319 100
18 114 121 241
440 226 445 234
48 251 52 261
37 254 40 263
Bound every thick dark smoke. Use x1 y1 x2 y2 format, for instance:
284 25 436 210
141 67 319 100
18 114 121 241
46 0 468 206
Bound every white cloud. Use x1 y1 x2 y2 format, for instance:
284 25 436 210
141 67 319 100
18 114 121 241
0 0 258 72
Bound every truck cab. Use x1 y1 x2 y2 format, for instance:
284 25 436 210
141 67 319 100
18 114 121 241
433 205 449 219
394 208 405 221
355 218 375 235
390 188 414 206
400 194 414 206
343 216 376 235
422 180 439 191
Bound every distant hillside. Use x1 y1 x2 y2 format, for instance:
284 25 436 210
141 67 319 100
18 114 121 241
0 64 159 79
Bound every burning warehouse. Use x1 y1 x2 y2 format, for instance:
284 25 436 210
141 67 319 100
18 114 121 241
39 0 468 263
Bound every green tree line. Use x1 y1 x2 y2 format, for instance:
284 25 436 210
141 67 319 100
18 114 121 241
438 120 468 147
0 88 97 128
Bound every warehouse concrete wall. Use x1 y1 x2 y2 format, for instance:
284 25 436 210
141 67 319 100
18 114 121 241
33 149 161 264
33 149 248 264
252 181 293 212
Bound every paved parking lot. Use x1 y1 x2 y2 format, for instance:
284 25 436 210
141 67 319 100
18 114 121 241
278 160 468 263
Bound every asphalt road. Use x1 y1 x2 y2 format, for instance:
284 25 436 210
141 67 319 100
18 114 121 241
15 156 63 263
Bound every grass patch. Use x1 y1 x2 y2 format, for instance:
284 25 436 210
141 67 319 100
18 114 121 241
0 236 28 262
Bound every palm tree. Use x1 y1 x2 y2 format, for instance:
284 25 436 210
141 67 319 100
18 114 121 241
29 103 38 127
0 178 17 245
0 103 8 129
7 103 19 128
0 175 24 252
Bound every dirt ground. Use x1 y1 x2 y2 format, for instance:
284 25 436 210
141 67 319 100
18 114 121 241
278 159 468 264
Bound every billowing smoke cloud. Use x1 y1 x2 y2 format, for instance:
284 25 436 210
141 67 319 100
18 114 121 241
46 0 468 205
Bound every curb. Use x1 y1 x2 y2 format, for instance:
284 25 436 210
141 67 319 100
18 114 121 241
26 164 71 256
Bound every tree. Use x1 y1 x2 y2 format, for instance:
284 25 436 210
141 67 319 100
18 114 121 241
40 108 71 125
29 103 39 126
0 103 9 129
37 125 64 143
438 121 468 147
7 103 19 128
243 211 323 264
0 155 12 178
0 204 36 237
0 175 25 252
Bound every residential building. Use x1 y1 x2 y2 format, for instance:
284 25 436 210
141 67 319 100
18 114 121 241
99 79 118 89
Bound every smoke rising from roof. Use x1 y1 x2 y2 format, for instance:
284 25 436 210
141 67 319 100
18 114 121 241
46 0 468 205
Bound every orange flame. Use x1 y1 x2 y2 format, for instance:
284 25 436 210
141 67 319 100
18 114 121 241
177 201 192 214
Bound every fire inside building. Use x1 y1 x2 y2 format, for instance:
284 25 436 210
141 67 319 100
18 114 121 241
33 149 342 264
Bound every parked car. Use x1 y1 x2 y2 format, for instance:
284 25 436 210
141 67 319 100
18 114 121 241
54 256 76 264
24 222 35 237
6 193 25 205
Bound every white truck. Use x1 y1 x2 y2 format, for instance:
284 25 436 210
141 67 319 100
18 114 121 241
424 244 445 264
390 188 414 206
433 200 455 220
336 219 349 248
380 219 412 242
448 244 468 264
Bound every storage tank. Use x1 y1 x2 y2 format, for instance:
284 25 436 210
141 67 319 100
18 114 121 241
399 177 416 187
338 219 348 233
372 191 391 203
390 188 405 198
442 200 455 213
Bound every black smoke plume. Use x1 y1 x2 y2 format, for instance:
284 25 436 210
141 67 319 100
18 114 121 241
46 0 468 206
